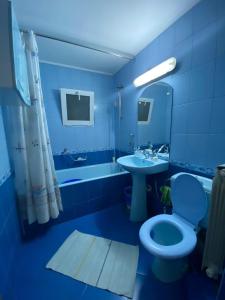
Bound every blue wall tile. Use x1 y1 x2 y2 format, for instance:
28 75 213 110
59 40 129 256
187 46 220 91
114 0 225 170
189 62 215 101
192 0 217 33
206 134 225 168
210 97 225 134
174 37 192 74
0 109 11 185
40 63 115 155
0 176 20 299
186 100 212 134
217 18 225 57
170 134 188 163
217 0 225 20
0 107 20 299
175 10 193 44
186 134 208 166
172 104 188 134
54 150 114 170
215 54 225 97
192 23 217 67
171 71 191 104
159 26 175 61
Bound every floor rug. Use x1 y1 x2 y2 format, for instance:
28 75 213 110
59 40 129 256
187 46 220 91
46 230 139 298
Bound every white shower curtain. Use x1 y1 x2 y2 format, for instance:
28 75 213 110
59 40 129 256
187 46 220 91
9 31 63 224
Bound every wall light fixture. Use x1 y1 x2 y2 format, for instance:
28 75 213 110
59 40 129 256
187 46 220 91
133 57 176 87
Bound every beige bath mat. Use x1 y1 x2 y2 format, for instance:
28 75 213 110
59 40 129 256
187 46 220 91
46 230 139 298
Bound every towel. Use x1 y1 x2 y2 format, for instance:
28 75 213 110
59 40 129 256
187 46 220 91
202 165 225 279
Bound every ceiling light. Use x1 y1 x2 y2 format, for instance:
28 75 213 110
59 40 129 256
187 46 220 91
133 57 176 87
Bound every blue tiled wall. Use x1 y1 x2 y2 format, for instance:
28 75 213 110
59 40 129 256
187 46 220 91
0 108 19 299
0 176 20 300
114 0 225 172
40 63 115 155
0 109 11 185
54 149 114 170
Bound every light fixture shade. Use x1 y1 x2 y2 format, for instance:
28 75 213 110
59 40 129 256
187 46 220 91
133 57 176 87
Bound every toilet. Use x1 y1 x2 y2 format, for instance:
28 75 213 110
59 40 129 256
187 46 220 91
139 173 209 283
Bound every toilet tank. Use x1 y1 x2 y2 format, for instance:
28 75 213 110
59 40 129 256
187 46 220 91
171 172 213 229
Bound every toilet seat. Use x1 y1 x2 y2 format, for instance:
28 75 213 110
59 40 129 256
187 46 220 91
139 173 207 261
139 214 197 259
171 174 207 227
139 173 208 282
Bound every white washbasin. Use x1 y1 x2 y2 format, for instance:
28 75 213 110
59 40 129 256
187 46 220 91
117 154 169 222
117 155 169 175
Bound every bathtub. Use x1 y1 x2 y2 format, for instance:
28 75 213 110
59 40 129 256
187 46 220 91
55 162 131 223
57 162 127 187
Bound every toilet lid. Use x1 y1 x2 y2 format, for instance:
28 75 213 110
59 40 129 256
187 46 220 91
171 174 207 227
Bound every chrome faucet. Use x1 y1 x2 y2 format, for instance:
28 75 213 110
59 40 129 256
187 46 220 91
134 146 141 154
157 144 168 154
142 149 151 159
147 141 153 152
61 148 69 155
134 146 151 159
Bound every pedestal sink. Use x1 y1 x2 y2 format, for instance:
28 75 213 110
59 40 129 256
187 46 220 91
117 155 169 222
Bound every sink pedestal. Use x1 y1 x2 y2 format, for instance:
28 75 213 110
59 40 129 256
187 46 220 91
117 155 169 222
130 174 147 222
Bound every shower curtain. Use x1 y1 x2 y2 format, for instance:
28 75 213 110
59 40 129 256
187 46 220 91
9 31 62 224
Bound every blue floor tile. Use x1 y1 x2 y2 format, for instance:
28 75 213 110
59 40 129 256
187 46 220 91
11 203 217 300
81 285 126 300
133 273 187 300
184 272 218 300
137 244 153 276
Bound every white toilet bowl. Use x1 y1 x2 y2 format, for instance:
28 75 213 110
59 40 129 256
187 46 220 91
139 173 208 283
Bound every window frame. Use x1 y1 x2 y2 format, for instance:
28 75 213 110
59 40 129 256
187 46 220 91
60 88 94 126
137 97 154 125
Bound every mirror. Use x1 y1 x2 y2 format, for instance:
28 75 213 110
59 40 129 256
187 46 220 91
136 82 173 159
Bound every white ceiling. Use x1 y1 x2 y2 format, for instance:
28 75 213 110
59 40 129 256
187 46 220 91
13 0 200 75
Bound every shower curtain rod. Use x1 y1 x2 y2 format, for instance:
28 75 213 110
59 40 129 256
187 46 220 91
20 30 134 61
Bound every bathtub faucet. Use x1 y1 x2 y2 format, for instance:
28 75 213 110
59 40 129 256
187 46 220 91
61 148 87 162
